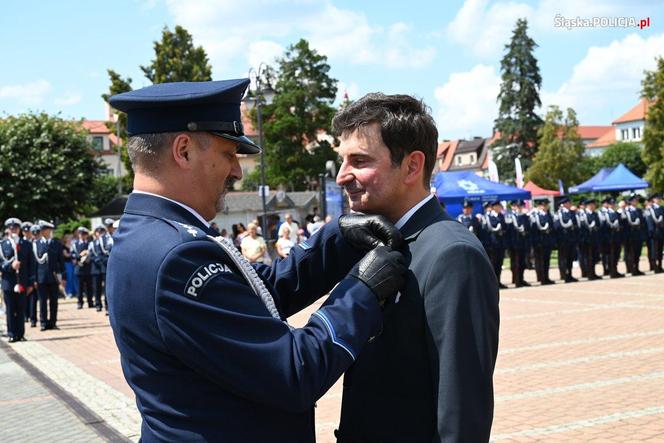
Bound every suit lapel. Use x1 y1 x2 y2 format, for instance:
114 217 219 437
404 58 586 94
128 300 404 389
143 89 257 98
399 196 451 242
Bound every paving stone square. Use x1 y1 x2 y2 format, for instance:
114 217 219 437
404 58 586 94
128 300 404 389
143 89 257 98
1 262 662 442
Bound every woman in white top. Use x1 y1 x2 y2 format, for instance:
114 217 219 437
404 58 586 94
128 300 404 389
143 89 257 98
276 226 295 258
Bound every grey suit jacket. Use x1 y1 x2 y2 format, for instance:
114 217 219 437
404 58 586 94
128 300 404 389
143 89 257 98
337 197 500 442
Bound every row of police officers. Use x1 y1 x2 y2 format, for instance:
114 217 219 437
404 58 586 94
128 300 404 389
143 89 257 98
1 217 115 342
457 193 664 288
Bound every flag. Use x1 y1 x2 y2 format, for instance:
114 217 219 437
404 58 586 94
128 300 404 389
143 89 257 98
558 179 565 195
487 151 499 182
515 158 524 188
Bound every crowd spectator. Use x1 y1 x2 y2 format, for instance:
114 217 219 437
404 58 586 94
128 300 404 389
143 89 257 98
240 223 267 263
278 213 299 243
275 226 295 258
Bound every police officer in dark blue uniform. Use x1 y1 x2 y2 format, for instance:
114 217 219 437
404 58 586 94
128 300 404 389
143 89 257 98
624 194 645 276
27 223 42 325
89 225 110 312
476 201 492 254
33 220 65 331
486 200 507 289
71 227 93 309
598 197 611 276
604 198 625 278
1 218 36 342
456 200 481 236
530 199 555 285
577 198 601 280
507 200 530 287
554 197 578 282
20 221 35 324
106 79 408 442
645 193 663 273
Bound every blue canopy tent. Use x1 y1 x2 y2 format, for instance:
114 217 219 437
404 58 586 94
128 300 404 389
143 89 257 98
568 163 648 193
590 163 649 192
432 171 531 217
568 167 615 193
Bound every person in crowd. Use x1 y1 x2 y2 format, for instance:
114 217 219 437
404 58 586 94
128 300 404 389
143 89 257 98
71 227 94 309
34 220 64 331
555 197 578 283
1 218 35 342
507 200 531 287
241 222 267 263
278 213 299 243
624 194 645 276
275 226 295 258
531 199 555 285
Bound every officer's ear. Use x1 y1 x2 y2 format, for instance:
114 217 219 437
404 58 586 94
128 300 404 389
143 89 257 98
172 133 195 169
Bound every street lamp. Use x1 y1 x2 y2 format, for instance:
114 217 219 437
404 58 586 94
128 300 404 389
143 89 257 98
112 112 123 196
243 63 276 237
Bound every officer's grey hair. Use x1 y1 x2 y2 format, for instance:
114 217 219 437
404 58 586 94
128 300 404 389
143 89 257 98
127 132 210 176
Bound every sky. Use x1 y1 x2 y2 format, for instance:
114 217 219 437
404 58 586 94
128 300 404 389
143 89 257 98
1 0 663 140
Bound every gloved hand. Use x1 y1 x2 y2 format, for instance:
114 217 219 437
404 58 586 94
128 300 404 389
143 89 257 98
349 245 407 304
339 214 404 251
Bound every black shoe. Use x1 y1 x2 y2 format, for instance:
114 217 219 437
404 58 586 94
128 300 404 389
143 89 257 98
564 277 578 283
40 326 47 331
633 271 645 276
520 281 531 287
96 307 102 312
498 283 508 289
8 337 16 343
50 325 59 330
105 312 109 317
77 305 83 310
30 322 36 328
655 268 664 274
88 304 94 308
542 280 555 285
588 275 601 281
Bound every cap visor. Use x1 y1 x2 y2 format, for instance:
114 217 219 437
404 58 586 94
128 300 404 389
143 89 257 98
213 133 262 154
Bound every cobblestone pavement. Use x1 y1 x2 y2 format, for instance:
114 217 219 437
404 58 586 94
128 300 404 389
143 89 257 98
0 340 104 442
0 259 662 442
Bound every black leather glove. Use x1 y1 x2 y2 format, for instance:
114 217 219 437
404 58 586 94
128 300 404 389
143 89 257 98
339 214 404 251
349 246 407 304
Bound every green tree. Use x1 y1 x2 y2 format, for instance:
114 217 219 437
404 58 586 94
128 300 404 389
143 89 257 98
526 105 585 190
102 69 134 190
493 18 543 181
141 25 212 84
642 56 664 192
595 142 647 178
243 39 338 191
0 113 103 221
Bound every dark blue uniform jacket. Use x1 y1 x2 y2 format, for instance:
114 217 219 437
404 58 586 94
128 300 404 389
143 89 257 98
1 237 35 291
34 238 64 284
106 193 382 442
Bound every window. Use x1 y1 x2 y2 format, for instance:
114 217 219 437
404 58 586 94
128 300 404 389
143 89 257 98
91 136 104 152
455 155 462 165
469 153 476 163
621 129 629 140
633 127 641 139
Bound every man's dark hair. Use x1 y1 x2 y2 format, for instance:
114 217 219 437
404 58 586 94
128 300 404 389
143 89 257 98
332 93 439 188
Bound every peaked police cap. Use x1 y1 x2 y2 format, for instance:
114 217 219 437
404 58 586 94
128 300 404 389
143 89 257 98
109 79 261 155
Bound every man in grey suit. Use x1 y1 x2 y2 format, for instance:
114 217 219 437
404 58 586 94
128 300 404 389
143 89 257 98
333 93 500 442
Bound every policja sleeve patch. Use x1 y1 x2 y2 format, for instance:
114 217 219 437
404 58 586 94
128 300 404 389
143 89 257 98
184 262 234 298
